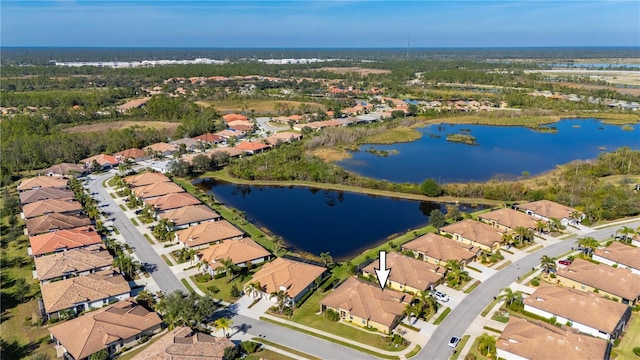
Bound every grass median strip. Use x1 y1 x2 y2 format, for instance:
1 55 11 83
483 325 503 333
181 279 196 293
130 217 139 226
481 297 501 317
119 204 127 211
466 265 482 273
495 260 512 270
464 280 481 294
449 334 470 360
259 317 399 360
526 245 544 253
517 268 537 283
161 254 173 266
433 307 451 325
252 338 322 360
405 345 422 358
143 234 155 244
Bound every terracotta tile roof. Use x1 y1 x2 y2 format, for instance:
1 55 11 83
205 147 245 157
478 208 539 230
363 252 445 291
117 97 151 111
22 199 83 219
227 119 253 128
29 226 101 256
265 132 302 146
222 113 248 123
25 213 92 236
176 220 243 247
34 244 113 282
130 326 233 360
193 133 223 143
230 124 254 132
49 299 161 360
17 176 68 192
41 269 131 314
440 219 505 248
81 154 120 166
144 192 201 212
524 284 629 334
124 172 171 188
158 204 220 226
169 137 199 148
133 182 185 199
199 237 270 268
214 129 246 138
249 257 326 299
557 258 640 301
518 200 577 220
114 148 146 159
19 188 74 205
593 241 640 270
497 317 609 360
401 233 478 263
235 142 271 152
320 277 408 329
144 142 176 153
39 163 87 177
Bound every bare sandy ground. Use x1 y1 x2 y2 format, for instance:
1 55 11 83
316 67 391 75
64 121 179 133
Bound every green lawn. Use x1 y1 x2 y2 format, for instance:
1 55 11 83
464 280 482 294
433 307 452 325
143 233 155 244
246 348 296 360
614 313 640 360
191 271 254 303
480 298 501 317
450 335 470 360
252 338 320 360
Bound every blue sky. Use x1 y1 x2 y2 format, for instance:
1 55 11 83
2 1 639 47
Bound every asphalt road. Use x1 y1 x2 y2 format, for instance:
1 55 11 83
421 221 640 360
87 172 187 294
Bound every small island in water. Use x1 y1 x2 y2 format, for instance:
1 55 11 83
365 147 399 157
446 133 479 146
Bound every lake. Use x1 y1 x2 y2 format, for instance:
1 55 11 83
337 119 639 183
197 179 482 260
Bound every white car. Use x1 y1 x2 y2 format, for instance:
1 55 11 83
448 336 461 348
434 290 450 302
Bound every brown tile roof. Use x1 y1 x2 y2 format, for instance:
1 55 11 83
41 269 131 314
266 132 302 146
524 284 629 334
130 326 233 360
17 176 68 192
25 213 92 236
249 257 326 299
199 237 270 269
497 317 609 360
557 258 640 301
29 226 101 256
34 245 113 282
593 241 640 270
39 163 87 177
49 299 161 360
114 148 146 159
133 182 185 199
169 137 199 148
193 133 223 143
401 233 479 263
22 199 83 219
320 277 408 329
144 142 176 153
19 188 74 205
440 219 505 248
478 208 539 230
518 200 577 220
227 119 253 128
362 252 445 291
235 142 271 152
117 97 152 111
158 204 220 226
230 124 254 132
222 113 248 123
206 147 245 158
144 192 201 212
124 172 171 188
81 154 120 166
177 220 243 247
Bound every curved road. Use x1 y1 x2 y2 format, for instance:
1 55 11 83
421 221 640 360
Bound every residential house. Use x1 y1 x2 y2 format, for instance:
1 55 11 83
176 220 244 249
169 138 200 152
17 176 68 192
144 142 177 158
524 284 631 341
222 113 248 123
227 120 254 132
114 148 148 163
38 163 88 178
440 219 505 253
362 252 445 294
158 204 221 230
150 160 174 174
132 182 185 200
265 132 302 146
199 237 271 275
123 172 171 188
40 269 131 319
496 317 611 360
592 241 640 275
144 192 201 215
555 258 640 305
320 277 408 334
401 233 479 266
25 213 92 236
130 326 234 360
81 154 120 171
28 226 102 257
49 299 162 360
33 244 113 284
214 129 246 140
247 257 326 307
478 208 540 232
117 97 152 112
19 188 74 205
193 133 223 145
21 198 83 219
516 200 582 227
205 147 245 159
234 141 271 155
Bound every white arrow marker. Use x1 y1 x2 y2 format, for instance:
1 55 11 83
375 250 391 290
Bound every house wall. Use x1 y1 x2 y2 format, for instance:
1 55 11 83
524 304 611 340
555 275 636 305
39 265 113 284
496 348 529 360
479 218 512 232
445 232 497 253
331 306 393 334
591 255 640 275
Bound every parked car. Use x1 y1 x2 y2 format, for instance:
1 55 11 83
448 336 461 348
558 259 572 266
434 290 450 302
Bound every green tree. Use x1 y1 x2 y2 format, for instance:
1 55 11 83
89 349 109 360
420 178 443 197
319 252 333 267
270 290 288 314
220 258 239 280
214 317 233 337
476 333 496 358
445 260 470 288
429 209 446 229
540 255 556 274
445 204 461 222
576 236 599 255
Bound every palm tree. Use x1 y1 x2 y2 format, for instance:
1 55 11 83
445 260 470 288
617 226 635 243
540 255 556 274
214 317 233 337
576 236 599 255
219 258 238 280
535 221 546 235
272 236 285 254
569 210 582 226
247 281 263 299
498 287 522 307
319 252 333 267
270 290 287 313
547 217 562 233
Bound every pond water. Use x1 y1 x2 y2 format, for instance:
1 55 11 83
197 179 483 260
337 119 639 183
